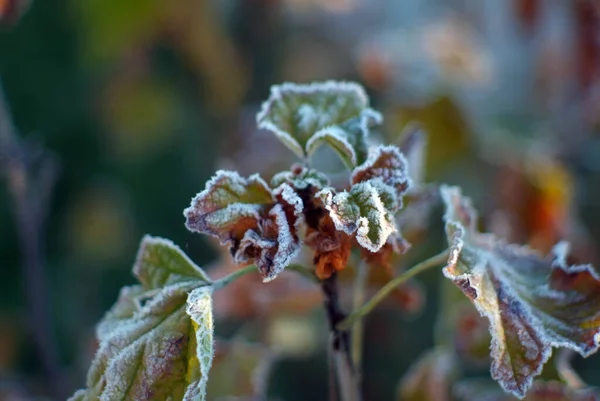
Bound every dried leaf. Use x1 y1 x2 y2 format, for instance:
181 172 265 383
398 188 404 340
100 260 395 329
441 185 600 399
256 81 382 167
318 181 397 253
70 238 215 401
398 348 457 401
184 171 303 282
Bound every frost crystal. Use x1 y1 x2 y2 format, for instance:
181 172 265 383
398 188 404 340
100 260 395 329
440 185 600 399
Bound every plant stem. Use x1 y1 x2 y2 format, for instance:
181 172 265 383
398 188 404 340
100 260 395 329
337 249 449 331
211 263 316 291
321 273 360 401
287 263 319 283
351 261 368 384
211 264 257 290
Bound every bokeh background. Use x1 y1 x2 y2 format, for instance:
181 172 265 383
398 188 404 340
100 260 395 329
1 0 600 400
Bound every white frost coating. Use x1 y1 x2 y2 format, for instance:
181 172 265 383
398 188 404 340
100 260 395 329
352 145 412 194
184 286 214 401
263 203 301 282
551 241 600 281
319 183 397 253
183 170 273 224
273 183 304 222
134 235 212 286
306 125 357 166
86 280 200 401
271 168 329 190
256 81 382 160
440 184 600 399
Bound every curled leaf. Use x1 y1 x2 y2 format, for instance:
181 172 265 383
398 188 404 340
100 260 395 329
318 181 397 253
256 81 381 167
70 238 214 401
351 145 412 206
441 185 600 399
184 171 303 282
184 170 273 246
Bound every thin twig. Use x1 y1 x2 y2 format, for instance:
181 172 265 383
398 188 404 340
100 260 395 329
351 260 368 386
211 264 256 290
337 249 449 331
0 85 66 399
321 273 360 401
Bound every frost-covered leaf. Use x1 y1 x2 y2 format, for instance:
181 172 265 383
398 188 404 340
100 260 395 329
318 181 397 252
184 170 273 246
134 235 211 289
454 380 600 401
271 165 329 191
184 171 302 282
96 285 145 342
256 81 382 167
69 238 215 401
441 185 600 399
70 282 214 401
351 145 411 211
397 349 457 401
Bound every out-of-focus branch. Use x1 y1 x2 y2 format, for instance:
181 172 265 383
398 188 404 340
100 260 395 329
0 85 66 399
321 274 361 401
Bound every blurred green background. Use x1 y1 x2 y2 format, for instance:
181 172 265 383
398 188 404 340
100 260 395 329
1 0 599 400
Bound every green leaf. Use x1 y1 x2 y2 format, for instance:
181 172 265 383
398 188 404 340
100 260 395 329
441 185 600 399
256 81 381 167
397 348 457 401
135 235 212 289
318 181 397 252
69 240 215 401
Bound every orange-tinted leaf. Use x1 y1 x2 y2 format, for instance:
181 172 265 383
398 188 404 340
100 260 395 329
441 185 600 399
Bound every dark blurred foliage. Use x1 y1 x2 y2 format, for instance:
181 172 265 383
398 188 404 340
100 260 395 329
1 0 599 400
